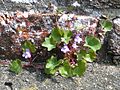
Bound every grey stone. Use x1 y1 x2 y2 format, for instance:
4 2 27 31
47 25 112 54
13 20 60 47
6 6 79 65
113 18 120 36
107 31 120 55
113 56 120 65
105 17 120 64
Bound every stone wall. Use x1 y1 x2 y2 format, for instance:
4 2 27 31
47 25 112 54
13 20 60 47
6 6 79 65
0 0 120 64
105 18 120 64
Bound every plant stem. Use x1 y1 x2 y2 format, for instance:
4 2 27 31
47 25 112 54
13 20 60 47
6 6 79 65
29 57 32 65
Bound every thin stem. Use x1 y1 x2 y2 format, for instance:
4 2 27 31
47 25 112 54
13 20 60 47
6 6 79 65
32 55 38 62
29 57 32 65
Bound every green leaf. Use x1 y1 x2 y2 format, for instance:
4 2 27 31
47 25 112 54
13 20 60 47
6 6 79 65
83 54 93 62
59 67 69 77
45 56 61 74
101 20 112 31
77 50 86 60
59 61 73 77
46 56 61 69
57 8 64 14
42 36 56 51
50 28 73 44
87 49 96 62
62 30 73 44
63 30 72 38
45 68 57 75
73 60 87 76
51 28 63 43
84 36 101 52
9 59 22 74
67 6 74 11
22 40 36 53
83 50 96 62
77 49 96 62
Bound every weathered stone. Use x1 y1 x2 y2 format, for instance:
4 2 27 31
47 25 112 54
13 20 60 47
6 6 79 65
106 17 120 64
113 56 120 65
107 31 120 55
113 18 120 36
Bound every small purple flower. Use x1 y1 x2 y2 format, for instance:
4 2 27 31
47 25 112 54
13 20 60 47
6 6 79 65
74 34 82 43
72 42 78 49
61 45 70 53
22 49 31 59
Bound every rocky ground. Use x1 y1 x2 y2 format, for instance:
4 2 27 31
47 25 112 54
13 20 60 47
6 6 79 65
0 62 120 90
0 0 120 90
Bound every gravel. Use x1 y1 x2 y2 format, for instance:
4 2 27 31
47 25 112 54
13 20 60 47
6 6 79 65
0 62 120 90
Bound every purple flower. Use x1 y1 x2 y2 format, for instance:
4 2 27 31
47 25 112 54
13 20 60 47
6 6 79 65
72 42 78 49
22 49 31 59
74 34 82 43
61 45 70 53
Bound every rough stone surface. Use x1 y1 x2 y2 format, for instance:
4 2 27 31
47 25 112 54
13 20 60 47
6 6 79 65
57 0 120 8
107 31 120 56
0 63 120 90
105 18 120 64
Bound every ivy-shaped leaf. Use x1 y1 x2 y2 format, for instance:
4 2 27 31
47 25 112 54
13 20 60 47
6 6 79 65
45 68 58 75
77 49 96 62
61 30 73 44
83 54 93 62
84 36 101 52
42 36 56 51
77 50 86 60
45 56 61 75
87 49 96 62
46 56 61 69
9 59 22 74
59 67 69 77
73 60 87 76
101 20 112 31
22 40 36 53
51 28 63 43
59 61 73 77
